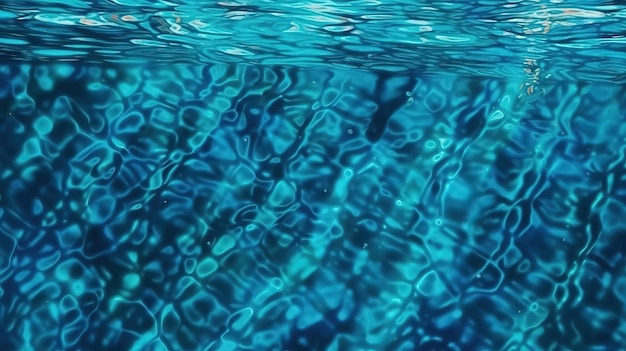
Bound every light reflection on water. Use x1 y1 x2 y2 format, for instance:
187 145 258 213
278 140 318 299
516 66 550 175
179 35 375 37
0 1 624 82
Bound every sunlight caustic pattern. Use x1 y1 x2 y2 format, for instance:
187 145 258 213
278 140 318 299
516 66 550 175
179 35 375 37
0 64 625 350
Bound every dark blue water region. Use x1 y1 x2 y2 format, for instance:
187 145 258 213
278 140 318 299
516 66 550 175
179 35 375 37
0 63 625 351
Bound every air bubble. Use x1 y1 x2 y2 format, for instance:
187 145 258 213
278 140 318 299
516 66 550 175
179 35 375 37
271 278 283 290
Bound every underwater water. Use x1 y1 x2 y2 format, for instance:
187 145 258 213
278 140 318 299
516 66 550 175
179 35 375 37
1 2 626 351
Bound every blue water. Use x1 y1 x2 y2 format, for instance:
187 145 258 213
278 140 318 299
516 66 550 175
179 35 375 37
1 2 626 351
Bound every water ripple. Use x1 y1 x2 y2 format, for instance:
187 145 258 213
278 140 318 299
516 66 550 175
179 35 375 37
0 1 624 81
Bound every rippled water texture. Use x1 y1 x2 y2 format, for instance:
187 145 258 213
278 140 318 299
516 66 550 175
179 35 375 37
1 1 626 81
0 63 625 350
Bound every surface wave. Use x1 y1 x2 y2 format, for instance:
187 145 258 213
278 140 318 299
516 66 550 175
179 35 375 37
0 1 625 82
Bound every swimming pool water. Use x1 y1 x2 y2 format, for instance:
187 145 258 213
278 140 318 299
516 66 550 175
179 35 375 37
2 1 626 82
1 2 626 351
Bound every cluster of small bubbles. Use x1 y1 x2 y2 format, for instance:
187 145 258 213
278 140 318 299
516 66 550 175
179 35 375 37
406 91 414 104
